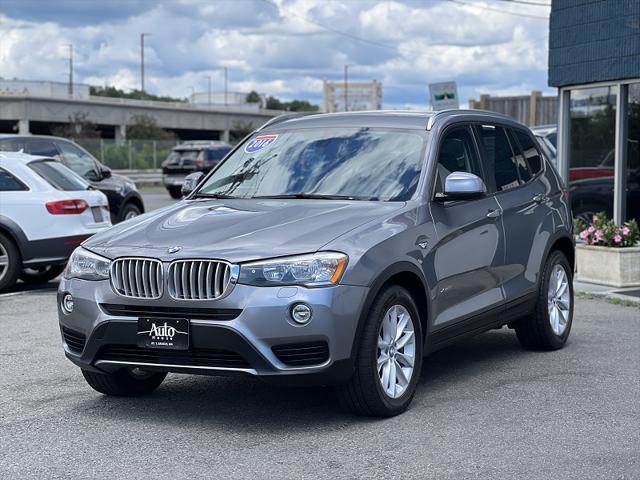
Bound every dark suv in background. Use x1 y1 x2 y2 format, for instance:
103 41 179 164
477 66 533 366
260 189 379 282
161 141 232 198
0 135 145 223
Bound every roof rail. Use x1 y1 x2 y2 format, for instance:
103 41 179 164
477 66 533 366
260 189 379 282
426 109 518 130
257 112 315 131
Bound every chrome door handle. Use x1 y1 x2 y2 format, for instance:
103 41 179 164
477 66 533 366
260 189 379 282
533 193 547 203
486 209 502 218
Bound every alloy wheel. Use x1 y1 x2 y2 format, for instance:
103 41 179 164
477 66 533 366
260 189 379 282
0 242 8 283
377 304 416 399
547 264 571 336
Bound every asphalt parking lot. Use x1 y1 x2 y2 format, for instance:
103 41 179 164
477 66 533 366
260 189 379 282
1 188 639 479
0 291 638 479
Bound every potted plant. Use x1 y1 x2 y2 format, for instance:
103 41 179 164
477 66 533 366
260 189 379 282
574 213 640 287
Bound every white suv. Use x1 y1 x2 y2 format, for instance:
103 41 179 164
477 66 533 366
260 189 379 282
0 152 111 291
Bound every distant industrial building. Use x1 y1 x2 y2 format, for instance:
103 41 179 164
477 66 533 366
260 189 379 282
323 79 382 113
469 91 558 127
0 80 279 142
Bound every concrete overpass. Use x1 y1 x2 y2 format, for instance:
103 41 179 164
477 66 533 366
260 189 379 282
0 95 282 142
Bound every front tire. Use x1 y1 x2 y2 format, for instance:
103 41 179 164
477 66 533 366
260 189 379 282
119 203 141 222
81 368 166 396
20 264 66 284
337 285 423 417
514 250 574 350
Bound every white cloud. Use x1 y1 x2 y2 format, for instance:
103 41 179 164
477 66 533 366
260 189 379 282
0 0 554 107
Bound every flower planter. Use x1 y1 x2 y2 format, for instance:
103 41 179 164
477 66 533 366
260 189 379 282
576 244 640 288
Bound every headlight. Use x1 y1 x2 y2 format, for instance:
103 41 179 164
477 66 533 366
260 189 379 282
64 247 111 281
238 252 348 287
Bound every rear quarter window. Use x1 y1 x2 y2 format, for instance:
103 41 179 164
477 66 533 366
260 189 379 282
514 130 543 175
0 168 28 191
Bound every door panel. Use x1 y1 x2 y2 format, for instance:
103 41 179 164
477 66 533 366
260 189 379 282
427 124 506 329
429 197 506 327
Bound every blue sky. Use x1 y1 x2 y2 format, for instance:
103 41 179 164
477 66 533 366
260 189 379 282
0 0 554 108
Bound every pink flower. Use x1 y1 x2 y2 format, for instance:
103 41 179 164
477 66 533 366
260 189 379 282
579 230 589 240
588 226 595 233
622 226 630 236
592 215 599 222
614 235 622 243
595 230 603 240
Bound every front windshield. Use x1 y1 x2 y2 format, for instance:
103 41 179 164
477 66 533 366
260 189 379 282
195 127 426 201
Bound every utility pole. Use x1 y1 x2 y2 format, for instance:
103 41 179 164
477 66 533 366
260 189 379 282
344 64 349 112
206 75 212 107
140 33 151 99
67 44 73 96
224 66 228 107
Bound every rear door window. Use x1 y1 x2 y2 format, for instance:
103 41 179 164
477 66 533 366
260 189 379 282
477 125 521 192
0 168 28 191
28 160 89 191
207 147 231 161
513 130 543 176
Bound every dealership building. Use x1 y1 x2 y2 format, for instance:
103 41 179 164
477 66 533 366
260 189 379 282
549 0 640 224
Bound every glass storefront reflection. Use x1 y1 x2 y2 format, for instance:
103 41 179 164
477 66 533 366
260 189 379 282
569 86 617 224
627 83 640 222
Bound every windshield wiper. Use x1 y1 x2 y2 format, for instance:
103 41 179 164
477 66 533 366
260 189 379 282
252 193 378 201
191 192 239 199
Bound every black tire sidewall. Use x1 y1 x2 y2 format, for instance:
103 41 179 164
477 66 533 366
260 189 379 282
361 285 423 414
0 233 20 291
20 264 66 283
541 251 574 348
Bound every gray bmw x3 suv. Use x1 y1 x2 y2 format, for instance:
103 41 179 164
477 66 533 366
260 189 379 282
58 110 575 417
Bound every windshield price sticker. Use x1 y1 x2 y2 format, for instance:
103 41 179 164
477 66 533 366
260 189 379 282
244 134 278 154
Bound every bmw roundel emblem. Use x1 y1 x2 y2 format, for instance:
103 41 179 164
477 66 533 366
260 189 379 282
167 246 182 254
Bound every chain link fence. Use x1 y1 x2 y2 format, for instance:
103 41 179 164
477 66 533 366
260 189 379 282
75 139 179 170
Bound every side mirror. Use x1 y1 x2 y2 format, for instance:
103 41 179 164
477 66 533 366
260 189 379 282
442 172 486 200
100 165 112 179
182 172 204 197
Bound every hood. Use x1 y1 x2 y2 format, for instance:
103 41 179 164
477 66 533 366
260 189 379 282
83 198 405 263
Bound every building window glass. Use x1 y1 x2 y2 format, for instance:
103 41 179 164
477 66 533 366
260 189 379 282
627 83 640 223
569 86 617 224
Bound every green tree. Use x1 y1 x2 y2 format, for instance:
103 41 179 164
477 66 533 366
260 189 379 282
245 91 262 103
90 85 186 103
50 112 101 139
230 121 256 144
127 115 177 140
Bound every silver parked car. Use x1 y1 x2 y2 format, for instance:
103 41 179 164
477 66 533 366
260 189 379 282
58 110 575 417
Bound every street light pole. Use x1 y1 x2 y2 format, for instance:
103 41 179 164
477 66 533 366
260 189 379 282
67 44 73 96
140 33 151 99
344 64 349 112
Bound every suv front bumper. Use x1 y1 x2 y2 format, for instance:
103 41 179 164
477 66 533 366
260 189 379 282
57 277 369 386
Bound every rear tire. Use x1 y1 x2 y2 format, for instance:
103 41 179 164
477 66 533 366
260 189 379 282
337 285 423 417
81 368 166 396
20 264 66 284
168 186 183 199
0 232 20 292
514 250 574 350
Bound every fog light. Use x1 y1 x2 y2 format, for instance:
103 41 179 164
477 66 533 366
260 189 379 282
62 294 74 314
291 303 312 325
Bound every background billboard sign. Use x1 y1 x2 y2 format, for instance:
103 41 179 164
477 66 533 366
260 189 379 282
429 81 459 110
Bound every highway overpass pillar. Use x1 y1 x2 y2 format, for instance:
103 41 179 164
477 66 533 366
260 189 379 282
115 124 127 145
18 119 29 135
222 129 230 143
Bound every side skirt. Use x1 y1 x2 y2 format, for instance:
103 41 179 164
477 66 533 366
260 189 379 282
425 292 537 354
